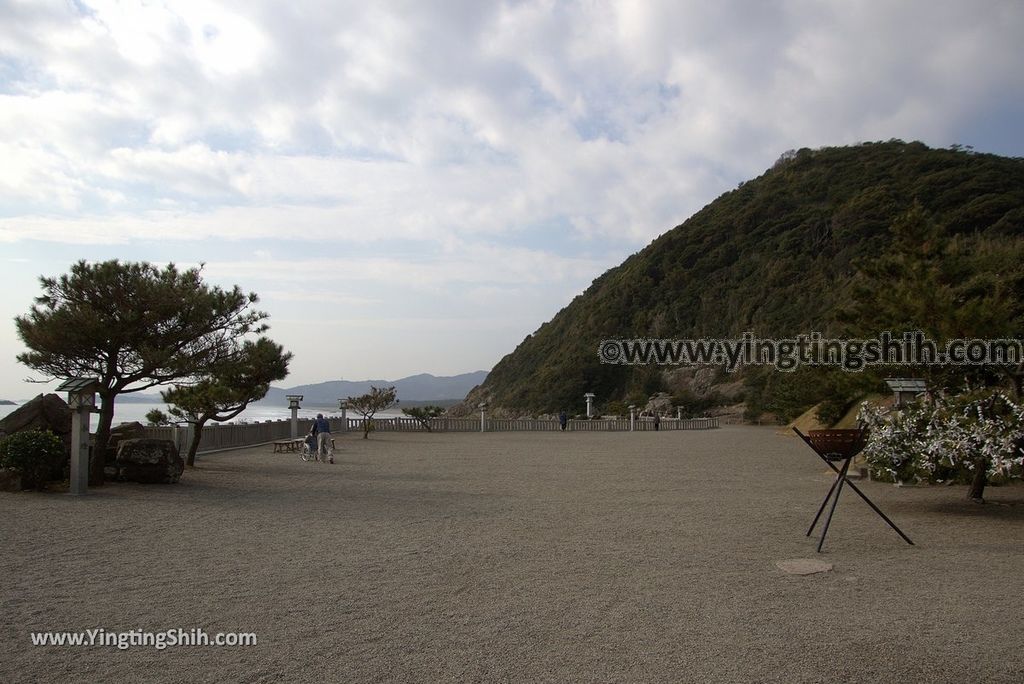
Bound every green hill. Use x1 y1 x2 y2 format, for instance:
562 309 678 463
467 141 1024 419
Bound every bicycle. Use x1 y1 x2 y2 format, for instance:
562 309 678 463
300 435 335 463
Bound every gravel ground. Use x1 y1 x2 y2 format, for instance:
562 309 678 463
1 426 1022 683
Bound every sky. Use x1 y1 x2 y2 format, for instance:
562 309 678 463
1 0 1023 401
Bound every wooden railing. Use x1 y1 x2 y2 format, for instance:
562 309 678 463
141 416 719 454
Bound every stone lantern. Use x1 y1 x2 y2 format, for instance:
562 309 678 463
338 399 349 433
584 393 595 419
56 377 100 496
286 395 303 438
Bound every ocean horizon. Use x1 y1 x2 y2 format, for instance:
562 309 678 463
0 401 405 426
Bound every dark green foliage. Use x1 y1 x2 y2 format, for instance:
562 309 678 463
164 338 292 466
347 386 398 439
145 409 171 426
812 370 882 426
603 400 628 417
742 367 835 423
0 430 64 490
476 141 1024 414
402 405 446 431
838 203 1024 394
16 260 271 483
749 367 882 426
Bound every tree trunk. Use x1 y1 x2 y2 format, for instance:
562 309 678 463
186 419 207 467
90 395 115 486
968 456 988 502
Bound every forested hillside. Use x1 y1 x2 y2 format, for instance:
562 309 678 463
467 141 1024 420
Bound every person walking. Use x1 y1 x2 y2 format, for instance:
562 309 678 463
313 413 332 461
558 410 568 431
654 413 660 431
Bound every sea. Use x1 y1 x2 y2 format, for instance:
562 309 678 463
0 401 405 425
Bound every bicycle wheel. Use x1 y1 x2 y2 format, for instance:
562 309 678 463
300 444 313 462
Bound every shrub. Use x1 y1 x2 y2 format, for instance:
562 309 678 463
0 430 65 490
145 409 171 426
604 400 627 417
815 396 853 427
859 391 1024 487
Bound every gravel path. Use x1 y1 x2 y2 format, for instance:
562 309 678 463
1 426 1022 683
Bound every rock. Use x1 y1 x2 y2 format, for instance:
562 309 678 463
776 558 834 575
0 393 71 440
106 422 147 466
714 379 746 401
110 421 146 439
0 393 72 480
0 468 21 492
663 367 722 398
115 438 184 484
692 367 718 395
643 392 674 415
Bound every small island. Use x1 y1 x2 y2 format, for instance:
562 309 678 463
0 399 16 405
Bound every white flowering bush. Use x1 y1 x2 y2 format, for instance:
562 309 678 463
859 391 1024 486
858 401 934 483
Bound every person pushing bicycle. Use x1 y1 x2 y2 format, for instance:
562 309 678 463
312 413 332 461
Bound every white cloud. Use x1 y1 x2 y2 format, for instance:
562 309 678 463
1 0 1023 395
206 244 608 290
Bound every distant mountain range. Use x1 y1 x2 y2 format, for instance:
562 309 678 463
259 371 489 406
112 371 489 406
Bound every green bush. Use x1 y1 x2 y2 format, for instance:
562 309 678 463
604 400 627 417
145 409 171 426
0 430 65 490
815 397 852 427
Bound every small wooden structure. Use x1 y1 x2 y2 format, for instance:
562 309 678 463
885 378 927 407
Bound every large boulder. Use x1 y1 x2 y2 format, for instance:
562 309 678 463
0 393 71 440
104 421 147 474
643 392 674 416
115 438 184 484
0 394 72 480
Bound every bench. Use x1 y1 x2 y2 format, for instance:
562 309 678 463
273 437 337 453
273 439 305 453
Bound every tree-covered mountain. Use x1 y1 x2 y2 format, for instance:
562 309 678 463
261 371 489 406
466 141 1024 419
